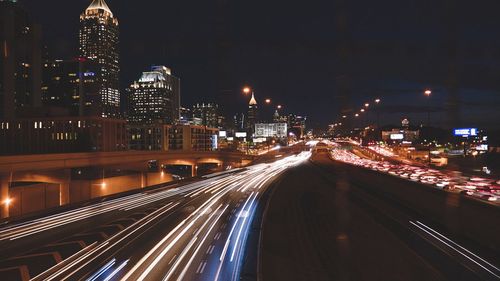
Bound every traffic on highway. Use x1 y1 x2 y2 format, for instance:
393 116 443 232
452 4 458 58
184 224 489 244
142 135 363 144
330 145 500 204
0 151 311 281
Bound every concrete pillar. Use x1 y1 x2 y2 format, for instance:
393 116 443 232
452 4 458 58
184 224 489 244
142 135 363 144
141 172 147 188
59 182 70 206
192 165 197 177
0 175 10 219
59 169 71 206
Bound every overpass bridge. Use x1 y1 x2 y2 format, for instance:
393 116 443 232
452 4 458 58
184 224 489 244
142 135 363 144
0 150 253 218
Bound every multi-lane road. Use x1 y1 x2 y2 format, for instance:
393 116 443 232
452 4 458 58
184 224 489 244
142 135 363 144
259 150 500 281
0 151 310 281
1 142 499 281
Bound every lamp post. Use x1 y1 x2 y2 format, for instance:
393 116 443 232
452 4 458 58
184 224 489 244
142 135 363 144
424 89 432 165
424 89 432 127
374 98 381 128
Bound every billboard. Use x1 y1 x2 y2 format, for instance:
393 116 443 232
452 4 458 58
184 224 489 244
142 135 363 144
219 131 227 138
454 128 477 137
390 133 404 140
235 132 247 138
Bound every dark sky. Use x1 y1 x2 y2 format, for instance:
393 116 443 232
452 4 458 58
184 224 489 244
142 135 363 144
20 0 500 130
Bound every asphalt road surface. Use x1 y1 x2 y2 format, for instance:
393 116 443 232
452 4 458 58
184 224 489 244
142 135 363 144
260 151 499 281
0 151 310 281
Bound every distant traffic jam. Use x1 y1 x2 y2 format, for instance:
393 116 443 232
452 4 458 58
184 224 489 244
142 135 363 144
329 146 500 203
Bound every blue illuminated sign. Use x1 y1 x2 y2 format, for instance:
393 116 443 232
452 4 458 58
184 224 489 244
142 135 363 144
454 128 477 137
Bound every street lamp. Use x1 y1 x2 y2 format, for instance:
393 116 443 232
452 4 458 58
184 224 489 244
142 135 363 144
365 103 370 108
277 105 283 110
424 89 432 127
424 89 432 165
3 197 12 207
265 98 271 104
375 98 381 104
243 87 251 95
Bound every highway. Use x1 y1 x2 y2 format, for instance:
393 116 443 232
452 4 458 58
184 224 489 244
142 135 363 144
332 143 500 204
0 151 310 280
2 143 499 281
259 149 500 281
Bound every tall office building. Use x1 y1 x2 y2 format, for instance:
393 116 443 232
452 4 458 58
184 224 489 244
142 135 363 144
233 113 245 131
42 58 99 116
0 0 42 119
128 66 180 124
246 92 258 134
79 0 120 118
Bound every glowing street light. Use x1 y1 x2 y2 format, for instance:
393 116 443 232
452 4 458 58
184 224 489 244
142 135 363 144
375 98 381 103
265 98 271 104
360 109 365 112
3 198 12 206
424 89 432 96
365 103 370 107
342 115 347 118
243 87 251 95
277 105 283 109
355 113 359 117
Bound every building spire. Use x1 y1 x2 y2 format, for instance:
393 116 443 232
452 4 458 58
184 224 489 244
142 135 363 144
249 92 257 105
86 0 113 16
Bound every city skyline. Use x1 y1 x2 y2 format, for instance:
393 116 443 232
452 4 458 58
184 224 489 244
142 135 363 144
18 0 500 129
1 1 499 281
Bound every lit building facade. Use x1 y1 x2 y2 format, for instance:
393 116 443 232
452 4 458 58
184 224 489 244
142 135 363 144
0 0 42 119
288 114 307 138
79 0 120 118
192 103 222 128
0 117 127 155
128 66 180 125
167 125 218 151
129 124 218 152
42 58 99 116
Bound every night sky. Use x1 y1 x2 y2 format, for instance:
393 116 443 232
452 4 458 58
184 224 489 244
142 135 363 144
20 0 500 130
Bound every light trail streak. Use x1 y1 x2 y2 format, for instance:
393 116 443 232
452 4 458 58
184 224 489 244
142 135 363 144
410 220 500 279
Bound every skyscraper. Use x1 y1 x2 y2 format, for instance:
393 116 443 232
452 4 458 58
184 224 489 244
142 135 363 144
79 0 120 118
42 58 99 116
0 0 42 119
128 66 180 125
246 92 258 134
